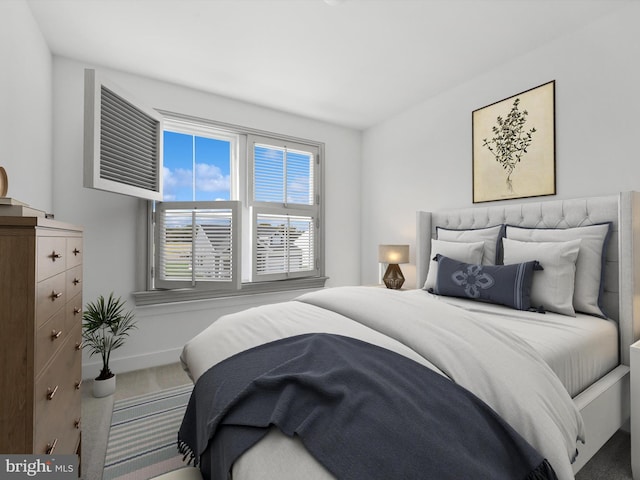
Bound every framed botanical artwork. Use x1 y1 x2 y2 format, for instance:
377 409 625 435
472 81 555 203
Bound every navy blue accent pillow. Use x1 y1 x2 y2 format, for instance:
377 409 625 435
431 254 542 311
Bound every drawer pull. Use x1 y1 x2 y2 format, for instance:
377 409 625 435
50 291 63 301
75 341 83 351
73 278 81 286
46 385 58 400
49 251 63 262
74 418 81 429
73 248 81 256
75 380 83 390
45 438 58 455
51 329 62 340
73 307 82 315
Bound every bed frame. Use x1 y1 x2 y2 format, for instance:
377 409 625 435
416 191 640 476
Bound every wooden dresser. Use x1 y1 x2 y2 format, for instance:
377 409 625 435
0 216 83 458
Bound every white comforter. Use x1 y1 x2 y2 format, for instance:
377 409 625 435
180 286 585 480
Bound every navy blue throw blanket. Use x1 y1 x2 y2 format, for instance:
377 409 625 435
178 333 558 480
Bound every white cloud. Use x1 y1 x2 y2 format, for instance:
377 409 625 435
163 164 230 200
163 166 192 187
195 163 230 192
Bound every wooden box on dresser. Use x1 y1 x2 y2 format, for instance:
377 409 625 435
0 215 83 462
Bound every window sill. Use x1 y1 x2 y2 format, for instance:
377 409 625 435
132 276 329 306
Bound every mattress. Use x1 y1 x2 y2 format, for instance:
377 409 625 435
422 290 619 398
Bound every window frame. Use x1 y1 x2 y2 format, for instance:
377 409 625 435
132 111 326 306
247 134 321 282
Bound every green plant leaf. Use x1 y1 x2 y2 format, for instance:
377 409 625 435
82 292 136 375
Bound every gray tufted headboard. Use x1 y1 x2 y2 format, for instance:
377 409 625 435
416 191 640 365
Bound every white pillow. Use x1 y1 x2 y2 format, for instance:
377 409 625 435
502 237 581 316
506 223 611 317
436 224 504 265
423 239 485 291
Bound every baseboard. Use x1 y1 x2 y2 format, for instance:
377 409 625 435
82 347 183 380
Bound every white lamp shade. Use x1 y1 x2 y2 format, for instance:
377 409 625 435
378 245 409 264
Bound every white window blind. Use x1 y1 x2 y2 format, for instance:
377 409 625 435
84 69 163 200
251 137 316 206
155 201 240 289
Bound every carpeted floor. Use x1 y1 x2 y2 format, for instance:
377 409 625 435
575 430 632 480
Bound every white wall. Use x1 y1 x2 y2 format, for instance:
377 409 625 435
0 1 53 210
50 57 362 378
361 3 640 288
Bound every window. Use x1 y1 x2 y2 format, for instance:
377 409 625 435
249 135 319 281
162 127 236 202
82 69 325 304
152 122 322 297
154 117 241 291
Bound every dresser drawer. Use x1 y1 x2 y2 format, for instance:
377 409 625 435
34 394 81 455
36 272 66 328
37 237 67 281
34 383 81 455
65 292 83 335
66 265 83 299
35 308 67 375
34 326 82 454
66 237 83 269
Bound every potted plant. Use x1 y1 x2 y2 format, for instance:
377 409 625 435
82 292 137 397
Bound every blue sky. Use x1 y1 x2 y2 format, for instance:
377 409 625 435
163 131 231 201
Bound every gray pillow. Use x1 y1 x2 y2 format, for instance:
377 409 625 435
423 239 485 291
506 223 611 317
432 254 541 311
503 237 581 317
436 224 505 265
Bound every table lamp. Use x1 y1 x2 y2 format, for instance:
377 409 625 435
378 244 409 289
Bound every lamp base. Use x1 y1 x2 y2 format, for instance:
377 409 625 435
383 263 405 289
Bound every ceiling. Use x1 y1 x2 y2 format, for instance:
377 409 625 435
26 0 629 130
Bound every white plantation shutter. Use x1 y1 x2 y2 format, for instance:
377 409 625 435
84 69 163 200
155 201 240 289
252 209 319 282
255 212 316 278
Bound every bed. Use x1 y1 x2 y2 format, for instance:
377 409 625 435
178 191 640 480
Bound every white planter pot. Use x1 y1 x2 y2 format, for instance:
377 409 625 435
93 374 116 398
